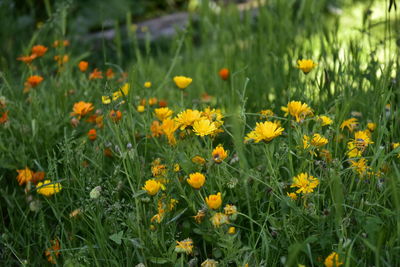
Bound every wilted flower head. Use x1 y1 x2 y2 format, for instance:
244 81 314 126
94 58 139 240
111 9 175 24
90 186 102 199
210 212 229 227
202 259 219 267
175 238 194 254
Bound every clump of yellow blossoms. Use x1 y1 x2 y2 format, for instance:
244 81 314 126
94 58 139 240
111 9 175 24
173 76 192 89
281 101 313 122
206 192 222 210
175 238 193 254
142 179 164 195
297 59 317 74
187 172 206 189
291 173 319 195
36 180 62 196
324 252 343 267
212 144 228 163
245 121 284 143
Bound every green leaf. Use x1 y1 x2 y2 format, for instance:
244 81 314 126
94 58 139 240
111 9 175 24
109 231 124 245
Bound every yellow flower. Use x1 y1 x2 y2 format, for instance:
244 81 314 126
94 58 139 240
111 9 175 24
193 119 217 137
281 101 313 122
297 59 317 74
142 179 164 195
367 122 376 132
187 172 206 189
324 252 343 267
290 173 319 194
347 141 363 158
102 83 130 104
206 192 222 210
287 192 298 200
259 109 274 120
175 109 202 130
340 118 358 132
102 96 111 104
317 115 333 126
161 118 178 145
212 144 228 163
137 105 145 112
393 143 400 158
353 130 373 148
144 81 152 88
210 212 229 227
175 238 193 254
228 227 236 234
16 167 34 186
350 158 369 176
202 107 224 126
173 76 192 89
303 133 328 149
70 101 94 119
36 180 62 196
154 107 173 121
245 121 284 143
189 156 205 166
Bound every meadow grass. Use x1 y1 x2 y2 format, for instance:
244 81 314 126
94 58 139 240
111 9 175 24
1 0 400 266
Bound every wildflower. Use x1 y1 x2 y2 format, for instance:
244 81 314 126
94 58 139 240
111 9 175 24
69 208 82 218
71 101 94 119
104 148 113 157
151 159 167 177
16 167 34 186
201 92 213 103
297 59 317 74
31 45 48 57
0 111 9 124
340 118 358 132
193 209 206 223
347 141 363 158
174 164 181 172
260 109 274 120
148 97 158 106
367 122 376 132
45 239 61 264
144 81 152 88
78 61 89 72
317 115 333 126
155 107 173 121
187 172 206 189
353 130 373 149
210 212 229 227
175 238 193 254
137 105 145 113
142 179 164 195
206 192 222 210
106 68 115 79
109 110 122 122
393 143 400 158
173 76 192 89
319 149 332 163
53 40 69 47
281 101 313 122
287 192 298 200
158 99 168 107
36 180 62 196
102 96 111 105
192 155 206 165
150 121 163 137
54 55 69 65
290 173 319 194
175 109 202 130
105 83 130 104
193 119 217 136
303 133 328 149
202 259 219 267
87 129 97 141
228 227 236 234
350 158 369 176
32 171 45 184
161 118 178 145
212 144 228 163
17 54 37 64
26 75 44 88
224 204 237 215
89 68 103 80
324 252 343 267
245 121 284 143
219 68 230 80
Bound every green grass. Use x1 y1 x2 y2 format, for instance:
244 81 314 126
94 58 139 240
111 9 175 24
1 0 400 266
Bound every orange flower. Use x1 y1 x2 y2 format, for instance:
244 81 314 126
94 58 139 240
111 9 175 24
31 45 48 57
205 192 222 210
219 68 230 80
54 55 69 65
16 167 34 186
109 110 122 122
26 75 44 87
104 148 113 157
32 171 45 184
89 68 103 80
45 239 61 264
106 68 115 79
150 121 163 137
78 61 89 72
0 111 8 124
87 129 97 141
17 54 37 64
159 100 168 107
70 101 94 119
